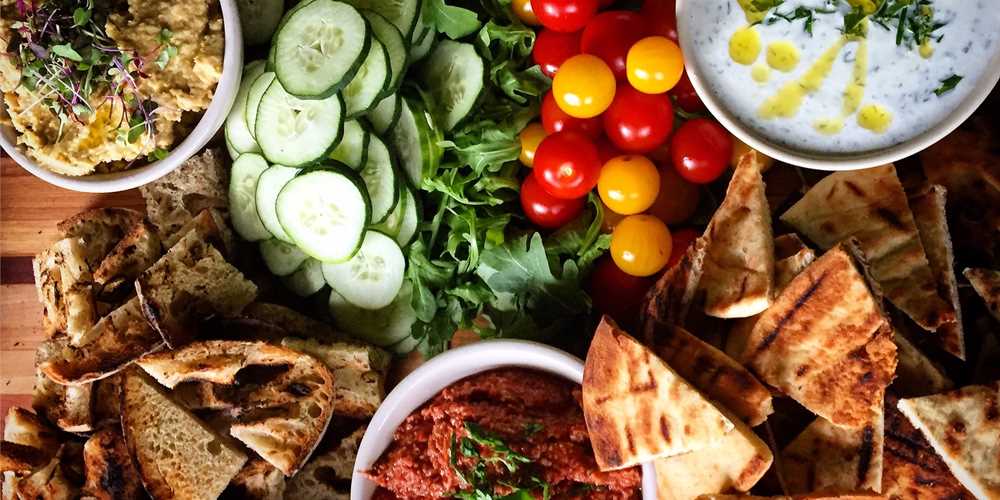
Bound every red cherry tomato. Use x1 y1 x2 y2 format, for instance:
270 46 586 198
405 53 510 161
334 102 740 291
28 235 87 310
533 29 582 78
665 227 699 269
669 72 705 113
640 0 677 41
671 118 733 184
521 174 586 228
580 11 649 80
530 0 598 33
603 85 674 153
533 130 602 199
588 256 654 330
594 136 622 164
541 91 603 139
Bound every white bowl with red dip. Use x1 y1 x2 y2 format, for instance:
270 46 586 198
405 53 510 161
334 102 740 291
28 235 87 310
352 340 657 499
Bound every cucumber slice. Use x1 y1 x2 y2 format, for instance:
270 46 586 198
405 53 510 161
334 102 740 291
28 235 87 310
236 0 284 46
275 166 370 262
273 0 370 98
389 334 421 355
343 38 391 117
371 183 407 236
329 120 370 169
255 164 300 242
260 239 309 276
329 280 417 346
346 0 419 39
244 71 276 140
422 40 484 131
361 11 407 96
360 135 399 223
284 258 326 297
367 93 401 136
389 97 441 186
321 230 405 309
225 61 266 157
267 43 276 71
409 24 434 62
229 153 272 242
394 187 420 247
255 79 345 166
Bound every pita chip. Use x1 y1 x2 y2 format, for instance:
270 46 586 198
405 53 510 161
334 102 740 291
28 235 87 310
697 495 884 500
883 392 973 500
781 409 884 494
743 242 896 428
909 185 965 359
641 236 708 338
648 323 773 426
654 406 773 500
780 164 955 331
583 317 734 470
964 268 1000 322
700 151 774 318
897 383 1000 500
891 316 953 397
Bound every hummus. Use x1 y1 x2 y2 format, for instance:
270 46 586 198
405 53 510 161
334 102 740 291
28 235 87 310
0 0 223 176
367 368 642 499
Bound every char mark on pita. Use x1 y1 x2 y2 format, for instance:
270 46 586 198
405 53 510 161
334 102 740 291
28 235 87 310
781 407 884 495
641 236 709 339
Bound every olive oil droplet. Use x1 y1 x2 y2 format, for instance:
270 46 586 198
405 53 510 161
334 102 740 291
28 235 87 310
730 26 762 66
857 104 893 133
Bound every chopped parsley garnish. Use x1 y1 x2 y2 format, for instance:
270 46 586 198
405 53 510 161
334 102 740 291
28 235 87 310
448 422 553 500
933 74 963 96
524 422 544 436
842 5 869 37
871 0 946 48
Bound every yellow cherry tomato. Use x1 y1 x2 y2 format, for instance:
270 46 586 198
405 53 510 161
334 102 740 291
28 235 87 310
518 123 547 167
730 134 774 171
511 0 540 26
600 199 625 233
552 54 616 118
626 36 685 94
646 165 700 224
598 155 660 215
611 215 672 277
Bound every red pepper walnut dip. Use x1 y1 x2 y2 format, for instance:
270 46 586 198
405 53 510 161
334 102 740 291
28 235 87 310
366 368 642 499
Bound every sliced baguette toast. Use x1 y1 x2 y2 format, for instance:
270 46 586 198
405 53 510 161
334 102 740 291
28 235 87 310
33 237 97 344
224 458 286 500
92 219 162 296
280 337 389 418
82 427 143 500
56 207 144 268
284 427 365 500
140 148 229 244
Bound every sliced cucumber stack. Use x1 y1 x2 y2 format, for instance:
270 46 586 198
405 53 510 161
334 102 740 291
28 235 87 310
389 97 441 187
260 239 309 276
361 10 408 96
422 40 484 131
346 0 420 39
409 25 435 62
244 70 276 140
360 135 399 223
342 38 391 117
367 93 401 136
255 80 345 166
273 0 371 98
225 61 266 157
229 153 272 242
255 164 300 242
284 258 327 297
329 280 418 346
322 230 405 309
394 187 420 247
329 120 370 169
275 166 370 263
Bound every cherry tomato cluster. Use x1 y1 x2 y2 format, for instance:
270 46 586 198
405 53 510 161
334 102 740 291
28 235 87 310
516 0 734 296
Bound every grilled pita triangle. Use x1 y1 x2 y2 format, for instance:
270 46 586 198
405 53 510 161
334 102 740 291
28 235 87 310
696 495 884 500
909 185 965 359
654 406 773 500
780 164 955 331
781 408 884 494
583 317 734 470
743 241 896 428
964 268 1000 322
891 324 953 397
640 236 708 338
700 151 774 318
897 383 1000 500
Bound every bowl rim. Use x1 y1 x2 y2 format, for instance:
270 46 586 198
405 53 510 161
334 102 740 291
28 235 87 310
0 0 244 193
350 339 658 500
674 0 1000 171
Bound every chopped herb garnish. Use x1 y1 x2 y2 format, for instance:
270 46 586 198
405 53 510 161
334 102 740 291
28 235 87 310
448 422 554 500
933 74 963 96
870 0 945 48
842 5 869 37
750 0 785 11
524 422 544 436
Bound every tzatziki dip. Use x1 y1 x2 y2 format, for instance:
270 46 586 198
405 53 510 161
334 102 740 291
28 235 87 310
680 0 1000 154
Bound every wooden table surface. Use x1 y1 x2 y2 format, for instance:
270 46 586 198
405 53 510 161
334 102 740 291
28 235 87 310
0 157 145 425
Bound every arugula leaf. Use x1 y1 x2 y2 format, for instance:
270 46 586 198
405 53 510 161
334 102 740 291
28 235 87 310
933 74 962 96
424 0 482 39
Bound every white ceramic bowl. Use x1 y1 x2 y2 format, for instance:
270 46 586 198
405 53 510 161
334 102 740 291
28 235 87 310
675 0 1000 171
0 0 244 193
351 339 657 499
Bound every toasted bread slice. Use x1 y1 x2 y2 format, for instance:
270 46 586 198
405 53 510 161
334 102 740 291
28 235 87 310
891 320 953 397
0 442 51 474
964 268 1000 322
57 207 145 267
92 219 161 293
33 237 97 344
40 297 163 385
883 392 973 500
140 148 230 243
243 303 347 341
284 426 365 500
11 451 78 500
699 151 774 318
82 427 143 500
225 459 286 500
654 406 772 500
640 236 708 338
909 185 965 359
281 337 389 418
32 341 94 432
121 367 247 500
167 208 236 257
897 383 1000 500
136 226 257 348
583 317 734 470
137 341 336 475
781 409 884 494
781 165 955 331
743 242 896 428
2 407 59 451
647 324 772 426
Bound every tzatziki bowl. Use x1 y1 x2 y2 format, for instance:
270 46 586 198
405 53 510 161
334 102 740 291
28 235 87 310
676 0 1000 170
